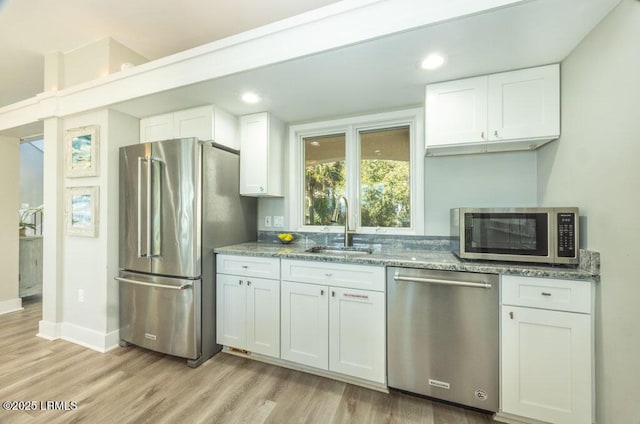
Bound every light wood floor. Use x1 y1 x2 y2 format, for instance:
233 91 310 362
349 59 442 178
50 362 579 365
0 296 493 424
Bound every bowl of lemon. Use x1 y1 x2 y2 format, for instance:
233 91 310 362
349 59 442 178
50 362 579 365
277 233 294 244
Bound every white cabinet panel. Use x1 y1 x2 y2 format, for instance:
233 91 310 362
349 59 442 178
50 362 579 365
487 64 559 142
501 305 592 424
217 254 280 279
280 280 329 369
329 287 385 383
216 274 247 348
239 112 284 196
281 259 385 292
246 277 280 357
502 275 591 313
426 76 487 147
140 113 173 143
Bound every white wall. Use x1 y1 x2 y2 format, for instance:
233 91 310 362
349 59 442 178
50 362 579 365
0 135 21 313
261 149 538 236
424 151 538 235
39 109 138 349
19 141 44 208
537 1 640 422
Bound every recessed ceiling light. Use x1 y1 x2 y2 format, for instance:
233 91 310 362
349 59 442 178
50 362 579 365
241 92 261 104
421 53 445 70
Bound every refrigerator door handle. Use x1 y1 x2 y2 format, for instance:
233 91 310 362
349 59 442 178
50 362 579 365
137 157 147 258
146 156 153 258
149 158 162 257
114 276 192 291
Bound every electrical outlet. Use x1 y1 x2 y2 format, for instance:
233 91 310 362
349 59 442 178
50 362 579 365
273 216 284 227
78 289 85 303
264 216 272 227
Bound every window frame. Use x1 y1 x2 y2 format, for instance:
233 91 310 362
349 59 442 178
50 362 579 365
288 108 424 235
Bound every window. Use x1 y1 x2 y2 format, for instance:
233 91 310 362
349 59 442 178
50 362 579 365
304 133 345 225
289 109 424 235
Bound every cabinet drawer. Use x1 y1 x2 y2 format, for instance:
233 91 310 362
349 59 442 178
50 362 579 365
281 259 384 292
216 254 280 279
501 275 592 313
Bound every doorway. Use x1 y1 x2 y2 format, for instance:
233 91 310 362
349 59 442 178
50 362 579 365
18 137 44 298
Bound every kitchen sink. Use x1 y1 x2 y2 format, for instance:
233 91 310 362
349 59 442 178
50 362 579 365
305 246 374 256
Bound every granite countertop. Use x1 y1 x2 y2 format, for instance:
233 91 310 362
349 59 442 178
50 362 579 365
215 242 600 282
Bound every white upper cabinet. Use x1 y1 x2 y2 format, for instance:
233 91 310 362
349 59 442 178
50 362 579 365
239 112 284 197
425 75 487 150
426 64 560 156
140 105 239 150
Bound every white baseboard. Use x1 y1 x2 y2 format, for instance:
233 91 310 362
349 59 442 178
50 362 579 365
0 298 23 315
38 320 62 340
37 320 120 353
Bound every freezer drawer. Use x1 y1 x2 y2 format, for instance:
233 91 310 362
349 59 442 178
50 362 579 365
117 271 201 359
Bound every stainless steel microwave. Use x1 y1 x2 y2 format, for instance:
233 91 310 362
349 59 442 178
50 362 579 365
451 207 579 265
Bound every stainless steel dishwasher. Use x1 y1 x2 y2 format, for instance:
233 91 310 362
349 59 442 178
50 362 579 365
387 267 499 413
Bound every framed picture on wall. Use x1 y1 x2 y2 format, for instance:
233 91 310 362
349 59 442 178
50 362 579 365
65 186 99 237
65 125 99 177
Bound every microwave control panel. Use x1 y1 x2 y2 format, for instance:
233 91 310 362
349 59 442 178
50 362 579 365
557 213 576 258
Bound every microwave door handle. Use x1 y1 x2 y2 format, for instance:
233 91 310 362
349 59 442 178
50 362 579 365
137 157 147 258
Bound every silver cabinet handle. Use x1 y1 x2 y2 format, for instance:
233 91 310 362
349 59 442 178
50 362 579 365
394 275 492 289
481 131 485 139
509 311 514 320
325 273 333 277
331 291 335 297
494 130 499 137
239 280 243 286
115 277 191 291
247 281 251 286
541 292 552 296
320 289 324 295
241 265 248 269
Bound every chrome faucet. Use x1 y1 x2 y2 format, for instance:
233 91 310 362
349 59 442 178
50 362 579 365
331 195 352 247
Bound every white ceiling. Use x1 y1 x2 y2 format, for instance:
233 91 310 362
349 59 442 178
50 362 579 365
0 0 341 108
0 0 621 133
111 0 621 124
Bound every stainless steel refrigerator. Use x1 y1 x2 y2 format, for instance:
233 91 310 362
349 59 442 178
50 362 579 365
116 137 256 367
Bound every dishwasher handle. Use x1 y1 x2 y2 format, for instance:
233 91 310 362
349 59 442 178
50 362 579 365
393 274 492 289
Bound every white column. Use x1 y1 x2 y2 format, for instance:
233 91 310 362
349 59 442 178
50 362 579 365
38 117 64 338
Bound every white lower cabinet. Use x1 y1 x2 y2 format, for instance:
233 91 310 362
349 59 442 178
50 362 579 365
216 264 280 358
280 261 386 384
500 276 594 424
217 256 386 386
329 286 385 382
280 280 329 369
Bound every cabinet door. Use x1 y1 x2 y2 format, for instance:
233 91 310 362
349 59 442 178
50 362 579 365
140 113 173 143
329 287 385 383
487 64 559 141
174 106 213 141
240 113 269 195
280 281 329 369
425 76 487 147
246 277 280 358
501 306 592 424
216 274 247 349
